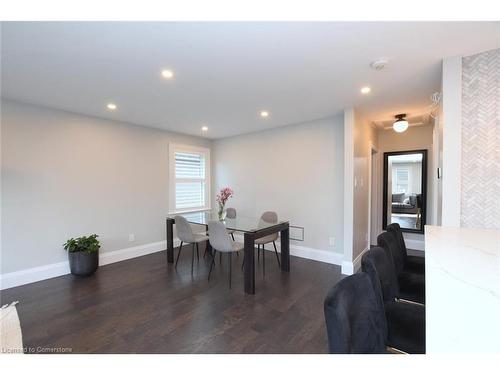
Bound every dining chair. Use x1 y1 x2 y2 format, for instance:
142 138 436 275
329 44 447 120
324 273 387 353
255 211 280 274
386 223 425 275
174 216 209 274
377 232 425 304
361 247 425 353
207 220 244 288
226 207 237 240
204 207 238 262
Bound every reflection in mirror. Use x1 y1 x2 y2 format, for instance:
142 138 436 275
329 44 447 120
383 150 427 233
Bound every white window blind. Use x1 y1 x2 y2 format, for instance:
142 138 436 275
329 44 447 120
169 144 210 213
393 168 410 193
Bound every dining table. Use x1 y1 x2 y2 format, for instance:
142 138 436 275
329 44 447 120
166 211 290 294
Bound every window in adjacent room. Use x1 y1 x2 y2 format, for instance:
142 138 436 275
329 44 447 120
393 167 410 194
169 144 210 213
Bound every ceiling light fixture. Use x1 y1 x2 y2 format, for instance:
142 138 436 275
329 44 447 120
361 86 371 94
107 103 117 110
201 126 208 132
370 58 388 71
260 111 269 118
161 69 174 79
393 114 409 133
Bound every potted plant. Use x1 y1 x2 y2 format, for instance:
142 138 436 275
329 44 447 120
63 234 100 276
216 187 234 220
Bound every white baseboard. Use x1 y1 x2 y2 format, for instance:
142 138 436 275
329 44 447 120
0 239 181 290
341 246 370 276
405 239 425 252
233 234 343 266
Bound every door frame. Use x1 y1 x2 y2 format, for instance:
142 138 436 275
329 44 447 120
367 142 379 247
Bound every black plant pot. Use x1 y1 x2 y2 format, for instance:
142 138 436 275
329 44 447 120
68 250 99 276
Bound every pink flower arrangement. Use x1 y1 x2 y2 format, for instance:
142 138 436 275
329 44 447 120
216 187 234 207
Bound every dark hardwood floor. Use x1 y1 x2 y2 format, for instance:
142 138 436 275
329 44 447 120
0 244 343 353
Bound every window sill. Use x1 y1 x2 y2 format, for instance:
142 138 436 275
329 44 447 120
168 207 212 215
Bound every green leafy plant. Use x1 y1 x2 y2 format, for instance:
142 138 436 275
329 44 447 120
63 234 100 253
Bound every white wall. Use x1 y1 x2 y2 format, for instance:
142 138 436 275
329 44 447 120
1 100 211 274
213 115 344 258
441 56 462 227
353 110 378 262
342 108 378 274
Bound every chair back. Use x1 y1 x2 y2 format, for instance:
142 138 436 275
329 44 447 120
361 247 399 303
386 223 408 259
175 216 194 243
323 273 387 354
226 207 236 219
260 211 278 241
208 221 234 252
377 231 405 274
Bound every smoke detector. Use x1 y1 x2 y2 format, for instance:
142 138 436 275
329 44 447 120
370 58 388 71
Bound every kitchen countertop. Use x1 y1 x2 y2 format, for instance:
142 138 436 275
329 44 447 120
425 225 500 353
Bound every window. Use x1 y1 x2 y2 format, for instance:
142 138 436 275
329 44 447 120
169 144 210 213
393 167 410 193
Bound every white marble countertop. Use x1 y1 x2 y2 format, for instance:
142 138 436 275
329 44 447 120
425 225 500 353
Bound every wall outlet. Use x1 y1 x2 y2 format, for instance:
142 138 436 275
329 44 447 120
329 237 335 247
128 233 135 242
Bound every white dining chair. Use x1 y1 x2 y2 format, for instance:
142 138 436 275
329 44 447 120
255 211 280 274
226 207 237 240
175 215 209 274
207 220 244 288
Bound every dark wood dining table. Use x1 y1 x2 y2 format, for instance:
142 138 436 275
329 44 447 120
166 211 290 294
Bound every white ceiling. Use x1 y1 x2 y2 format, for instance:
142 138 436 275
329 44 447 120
1 22 499 139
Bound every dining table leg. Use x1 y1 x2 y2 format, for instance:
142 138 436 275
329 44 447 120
204 224 213 257
166 218 175 263
244 232 256 294
280 224 290 272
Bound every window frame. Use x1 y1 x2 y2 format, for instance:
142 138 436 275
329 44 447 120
168 143 211 214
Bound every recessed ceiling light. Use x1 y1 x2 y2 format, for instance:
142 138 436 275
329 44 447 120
161 69 174 79
260 111 269 118
107 103 117 110
361 87 371 94
201 126 208 132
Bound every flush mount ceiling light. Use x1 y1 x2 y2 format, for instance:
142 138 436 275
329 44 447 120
260 111 269 118
361 86 371 94
393 114 409 133
107 103 117 110
161 69 174 79
370 58 388 71
201 126 208 132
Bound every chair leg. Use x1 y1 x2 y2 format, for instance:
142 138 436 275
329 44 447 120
196 242 200 262
228 253 232 289
208 250 216 281
273 241 281 268
262 244 265 276
175 241 183 268
219 251 222 264
191 243 195 274
258 244 260 261
231 233 235 241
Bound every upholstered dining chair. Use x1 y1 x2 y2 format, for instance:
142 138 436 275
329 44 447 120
386 223 425 275
361 247 425 354
174 216 209 274
255 211 281 274
207 220 244 288
324 273 388 353
377 232 425 304
225 207 237 240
